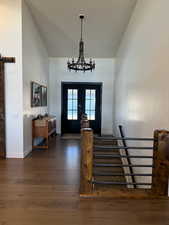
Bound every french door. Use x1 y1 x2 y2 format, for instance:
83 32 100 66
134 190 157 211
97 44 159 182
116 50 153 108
61 82 102 134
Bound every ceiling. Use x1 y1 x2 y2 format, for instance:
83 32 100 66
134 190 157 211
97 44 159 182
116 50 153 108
25 0 137 58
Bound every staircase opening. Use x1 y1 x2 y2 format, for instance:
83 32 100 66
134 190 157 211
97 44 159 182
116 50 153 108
80 118 169 198
93 134 153 190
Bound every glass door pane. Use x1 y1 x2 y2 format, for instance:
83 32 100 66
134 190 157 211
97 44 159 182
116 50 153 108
85 89 96 120
67 89 78 120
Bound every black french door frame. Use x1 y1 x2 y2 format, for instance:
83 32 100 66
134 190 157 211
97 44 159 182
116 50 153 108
61 82 102 135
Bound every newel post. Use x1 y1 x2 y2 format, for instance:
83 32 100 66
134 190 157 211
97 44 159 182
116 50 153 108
80 128 93 194
152 130 169 196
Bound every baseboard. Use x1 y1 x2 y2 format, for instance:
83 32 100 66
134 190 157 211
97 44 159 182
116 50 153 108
24 146 32 158
6 152 24 159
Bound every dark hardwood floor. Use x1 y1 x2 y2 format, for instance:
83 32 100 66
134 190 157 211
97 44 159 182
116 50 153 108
0 137 169 225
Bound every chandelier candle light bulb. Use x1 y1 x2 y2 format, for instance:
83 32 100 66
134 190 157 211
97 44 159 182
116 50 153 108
67 15 95 72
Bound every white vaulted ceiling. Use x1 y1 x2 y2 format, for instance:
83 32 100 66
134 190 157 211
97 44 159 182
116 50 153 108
25 0 137 58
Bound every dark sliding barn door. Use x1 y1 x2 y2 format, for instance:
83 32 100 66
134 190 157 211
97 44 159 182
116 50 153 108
0 56 15 158
61 82 102 135
0 61 6 158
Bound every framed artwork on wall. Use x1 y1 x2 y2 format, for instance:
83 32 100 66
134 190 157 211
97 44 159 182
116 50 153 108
41 85 47 107
31 82 42 107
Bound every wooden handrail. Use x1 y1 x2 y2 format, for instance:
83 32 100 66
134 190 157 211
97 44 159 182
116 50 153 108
152 130 169 196
80 128 93 194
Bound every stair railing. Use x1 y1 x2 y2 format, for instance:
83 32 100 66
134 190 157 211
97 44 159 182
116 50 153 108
80 128 169 197
118 125 136 188
93 132 154 188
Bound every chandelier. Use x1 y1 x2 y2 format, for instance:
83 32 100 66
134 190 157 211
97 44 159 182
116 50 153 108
67 15 95 72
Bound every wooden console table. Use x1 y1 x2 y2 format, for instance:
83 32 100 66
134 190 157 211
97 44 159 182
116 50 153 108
32 116 56 149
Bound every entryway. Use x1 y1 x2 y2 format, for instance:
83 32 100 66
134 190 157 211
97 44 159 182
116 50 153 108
61 82 102 135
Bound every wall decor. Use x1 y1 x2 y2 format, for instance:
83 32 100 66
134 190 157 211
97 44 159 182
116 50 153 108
31 82 41 107
41 85 47 106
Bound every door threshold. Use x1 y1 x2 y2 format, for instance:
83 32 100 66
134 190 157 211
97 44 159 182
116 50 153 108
61 134 81 140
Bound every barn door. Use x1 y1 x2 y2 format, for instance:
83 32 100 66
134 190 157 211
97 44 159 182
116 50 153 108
0 56 15 158
0 61 5 158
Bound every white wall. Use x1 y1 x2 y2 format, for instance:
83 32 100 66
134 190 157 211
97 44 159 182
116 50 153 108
22 1 49 157
114 0 169 185
0 0 23 158
49 58 115 134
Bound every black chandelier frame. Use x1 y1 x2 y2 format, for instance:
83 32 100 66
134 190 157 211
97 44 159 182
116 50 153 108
67 15 95 72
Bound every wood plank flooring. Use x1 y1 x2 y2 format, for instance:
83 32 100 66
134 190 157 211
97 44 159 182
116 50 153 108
0 137 169 225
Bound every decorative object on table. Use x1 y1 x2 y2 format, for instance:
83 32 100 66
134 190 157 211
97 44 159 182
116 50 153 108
37 114 43 120
81 113 88 120
67 15 95 72
41 85 47 106
31 82 41 107
81 113 90 128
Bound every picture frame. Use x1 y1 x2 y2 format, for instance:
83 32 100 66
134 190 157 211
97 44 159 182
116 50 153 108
31 82 42 107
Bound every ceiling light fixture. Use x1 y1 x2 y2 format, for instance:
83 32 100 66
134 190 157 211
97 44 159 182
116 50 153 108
67 15 95 72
